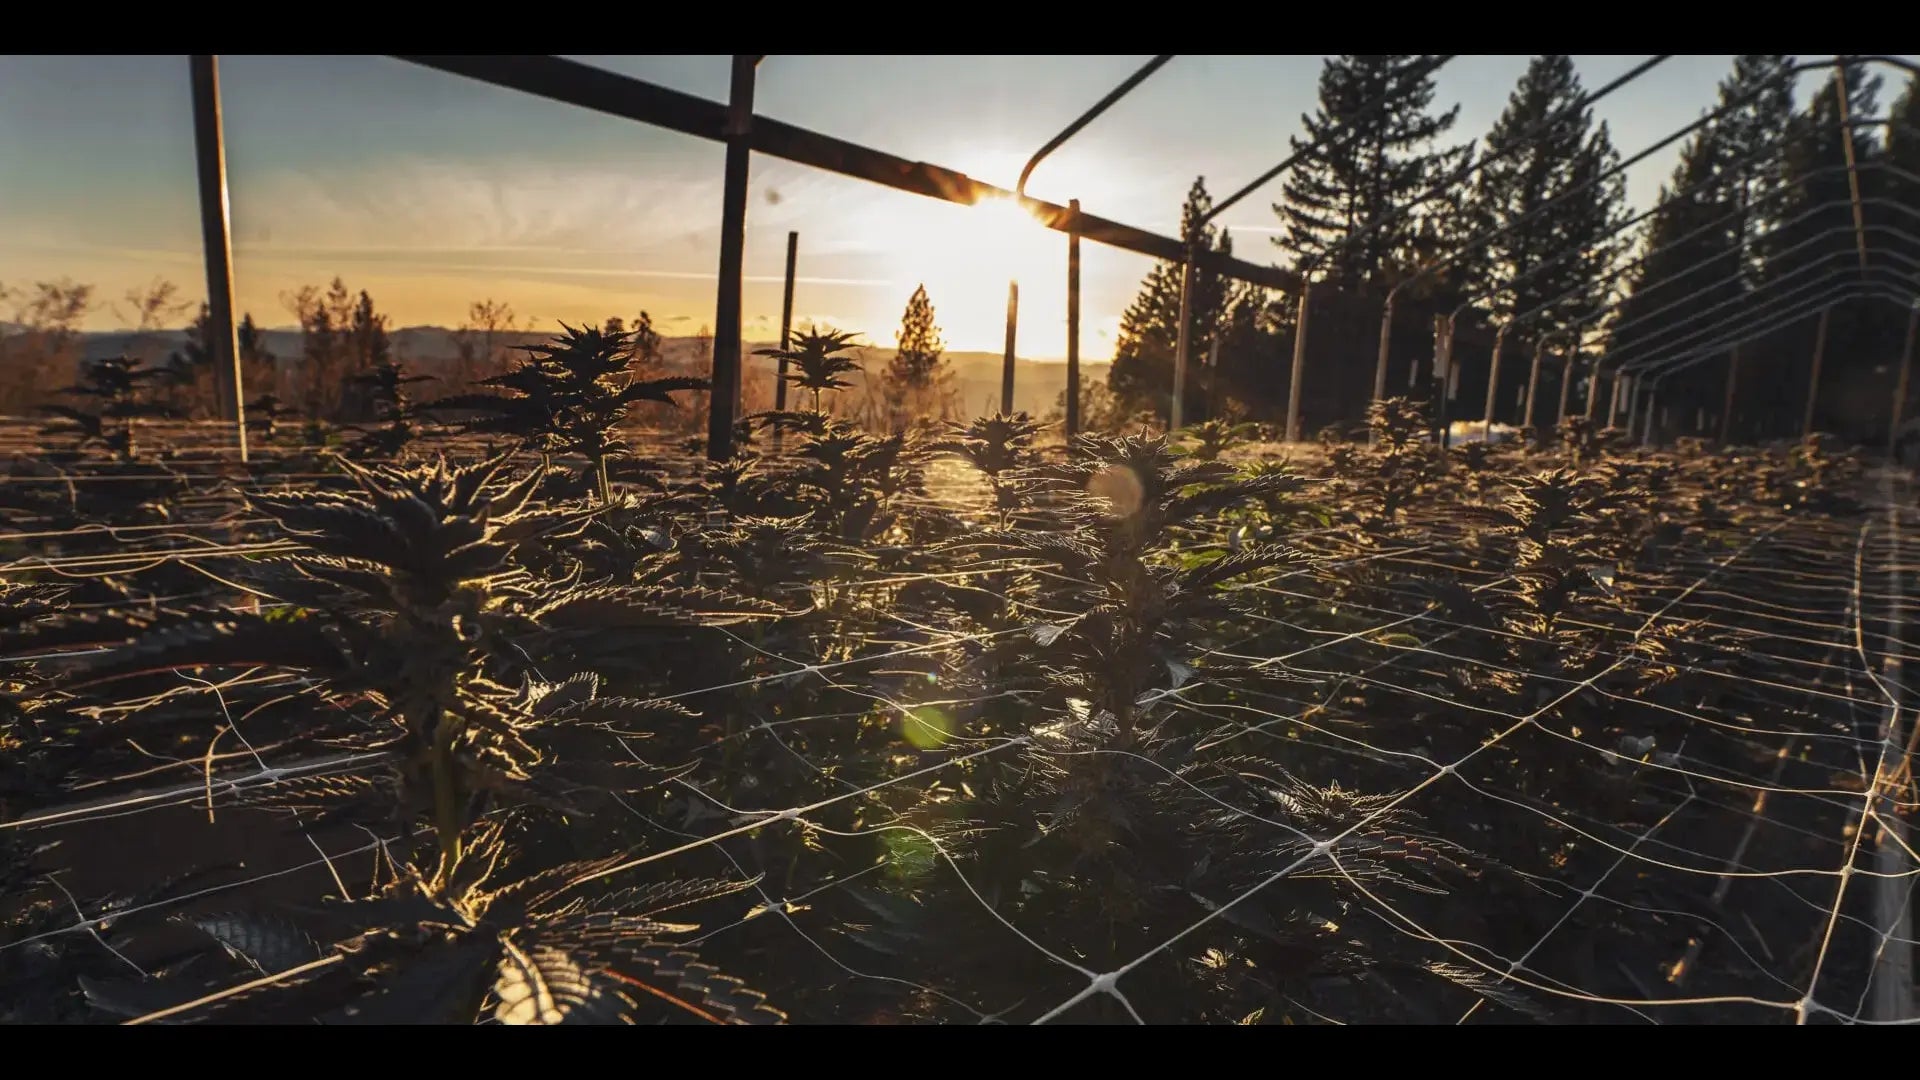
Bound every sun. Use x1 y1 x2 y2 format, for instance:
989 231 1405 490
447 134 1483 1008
871 191 1068 354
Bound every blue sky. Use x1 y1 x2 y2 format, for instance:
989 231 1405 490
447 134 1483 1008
1 55 1906 358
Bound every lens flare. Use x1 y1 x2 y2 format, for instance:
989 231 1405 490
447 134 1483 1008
1087 463 1144 517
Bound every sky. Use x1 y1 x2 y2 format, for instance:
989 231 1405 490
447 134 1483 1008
2 55 1910 360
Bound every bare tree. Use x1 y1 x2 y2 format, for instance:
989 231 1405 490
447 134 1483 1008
0 278 95 415
450 298 520 391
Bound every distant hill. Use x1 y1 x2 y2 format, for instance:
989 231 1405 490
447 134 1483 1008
63 326 1107 420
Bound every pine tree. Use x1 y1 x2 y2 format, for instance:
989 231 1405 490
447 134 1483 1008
1773 59 1880 291
1770 58 1893 441
1884 76 1920 281
632 311 663 369
1274 55 1471 292
1716 55 1797 286
1108 178 1266 423
882 284 951 429
341 289 393 422
1607 56 1803 393
1466 55 1629 336
1607 133 1738 391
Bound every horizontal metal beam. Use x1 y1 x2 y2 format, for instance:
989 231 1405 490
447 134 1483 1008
392 54 1301 294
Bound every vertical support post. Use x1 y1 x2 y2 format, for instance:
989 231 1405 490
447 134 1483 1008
1371 291 1397 447
1625 371 1642 434
1523 336 1547 438
1205 335 1222 422
1641 385 1657 446
1373 291 1396 404
1889 303 1920 456
1834 62 1872 276
1001 281 1019 415
1171 250 1195 431
1483 322 1511 440
1720 343 1741 446
1065 200 1081 439
189 55 247 463
1556 349 1575 430
770 230 797 452
1607 371 1624 429
1284 281 1313 444
706 54 758 462
1803 307 1831 439
1436 311 1459 445
775 231 797 411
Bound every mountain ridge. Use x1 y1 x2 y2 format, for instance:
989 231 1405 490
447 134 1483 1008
30 326 1107 419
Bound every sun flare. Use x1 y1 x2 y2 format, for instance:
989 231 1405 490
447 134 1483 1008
870 190 1072 356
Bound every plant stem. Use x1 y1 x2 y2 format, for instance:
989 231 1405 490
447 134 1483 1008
430 712 464 884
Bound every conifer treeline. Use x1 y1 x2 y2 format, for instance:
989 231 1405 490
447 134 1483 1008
1106 54 1920 444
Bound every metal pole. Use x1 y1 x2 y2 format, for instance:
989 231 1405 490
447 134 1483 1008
1556 345 1576 431
1834 61 1872 275
1803 306 1831 438
1586 360 1603 422
1017 56 1175 199
771 229 796 451
1374 291 1397 404
1641 385 1658 446
1001 281 1019 415
1483 322 1511 440
776 231 797 410
1171 251 1196 431
1434 313 1455 448
1720 343 1741 445
1608 371 1624 429
1625 370 1642 433
188 55 247 462
1206 334 1221 421
1890 302 1920 456
1066 200 1081 438
706 54 760 461
1524 336 1547 438
1284 282 1313 444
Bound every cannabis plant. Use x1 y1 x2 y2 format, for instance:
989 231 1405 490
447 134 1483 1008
245 393 297 444
40 356 177 461
432 325 707 502
1177 416 1260 462
342 360 437 460
756 327 864 414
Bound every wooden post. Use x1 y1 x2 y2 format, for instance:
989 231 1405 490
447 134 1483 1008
1523 336 1546 437
1556 350 1575 430
1483 323 1510 440
1065 200 1081 438
1373 291 1396 404
1432 312 1456 448
706 54 759 461
1000 281 1019 415
189 55 247 462
1803 307 1831 439
1720 343 1741 446
1206 335 1221 421
1284 282 1313 444
770 230 796 452
775 231 797 412
1171 252 1194 431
